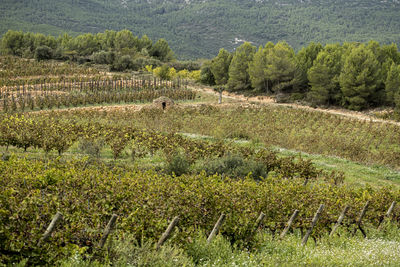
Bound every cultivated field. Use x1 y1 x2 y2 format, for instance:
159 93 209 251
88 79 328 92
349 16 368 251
1 56 400 266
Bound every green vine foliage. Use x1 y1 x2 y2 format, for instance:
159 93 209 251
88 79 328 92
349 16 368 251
0 157 399 265
0 77 194 112
0 113 322 182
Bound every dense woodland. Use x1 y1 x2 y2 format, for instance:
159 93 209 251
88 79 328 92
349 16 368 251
201 41 400 111
0 30 177 71
1 0 400 59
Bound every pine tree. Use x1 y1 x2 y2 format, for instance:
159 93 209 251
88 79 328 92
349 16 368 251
385 63 400 106
366 40 391 104
115 30 138 53
150 39 175 62
265 41 296 93
199 60 215 86
293 42 323 93
227 42 256 91
339 45 381 110
210 48 232 86
307 44 343 105
249 46 268 92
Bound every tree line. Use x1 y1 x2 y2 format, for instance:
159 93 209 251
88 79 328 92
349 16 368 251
0 30 175 71
200 41 400 111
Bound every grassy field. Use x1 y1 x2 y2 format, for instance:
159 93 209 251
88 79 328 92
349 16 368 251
57 230 400 267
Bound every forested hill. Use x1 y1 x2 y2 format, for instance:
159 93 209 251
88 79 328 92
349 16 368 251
1 0 400 59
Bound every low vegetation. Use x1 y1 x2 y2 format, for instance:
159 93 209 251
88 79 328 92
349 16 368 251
1 156 399 265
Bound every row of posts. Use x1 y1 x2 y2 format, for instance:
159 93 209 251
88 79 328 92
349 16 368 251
38 200 397 249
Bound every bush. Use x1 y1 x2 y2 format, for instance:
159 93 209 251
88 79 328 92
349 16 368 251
77 56 91 65
201 154 268 180
92 51 115 65
132 57 161 71
165 151 190 176
199 63 215 85
185 232 234 265
154 64 172 80
111 55 134 71
35 45 53 61
168 61 201 71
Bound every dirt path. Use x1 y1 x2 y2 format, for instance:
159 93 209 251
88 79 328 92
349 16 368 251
190 85 400 127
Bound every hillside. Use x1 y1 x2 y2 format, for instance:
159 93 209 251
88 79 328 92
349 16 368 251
1 0 400 59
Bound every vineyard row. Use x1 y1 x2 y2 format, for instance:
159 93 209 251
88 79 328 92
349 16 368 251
1 155 398 265
1 88 196 112
0 113 332 183
38 200 397 250
1 77 187 93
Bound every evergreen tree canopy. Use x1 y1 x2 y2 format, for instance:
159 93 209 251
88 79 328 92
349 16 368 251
200 60 216 86
115 29 139 55
307 44 343 105
385 63 400 106
210 48 232 86
265 41 296 93
294 42 323 92
228 42 256 91
249 46 269 92
340 45 382 110
150 38 175 62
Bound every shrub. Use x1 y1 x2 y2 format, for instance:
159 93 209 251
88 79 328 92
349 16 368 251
35 45 53 61
154 64 172 80
92 51 115 65
199 63 215 85
168 61 201 71
111 55 134 71
201 154 268 180
131 57 161 71
185 232 234 265
165 151 190 176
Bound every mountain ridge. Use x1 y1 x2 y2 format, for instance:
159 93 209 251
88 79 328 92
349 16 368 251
1 0 400 59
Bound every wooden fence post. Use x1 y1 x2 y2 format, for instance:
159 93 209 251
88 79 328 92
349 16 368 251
353 201 369 237
99 214 118 248
378 201 396 231
207 213 226 244
302 204 324 245
156 216 180 250
330 205 350 237
38 211 63 245
280 210 299 239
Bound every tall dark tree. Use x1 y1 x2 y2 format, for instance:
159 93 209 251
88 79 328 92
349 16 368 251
385 63 400 106
307 44 343 105
210 48 232 86
340 44 381 110
150 38 175 62
228 42 256 91
200 60 216 86
249 46 268 92
293 42 323 93
265 41 296 93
